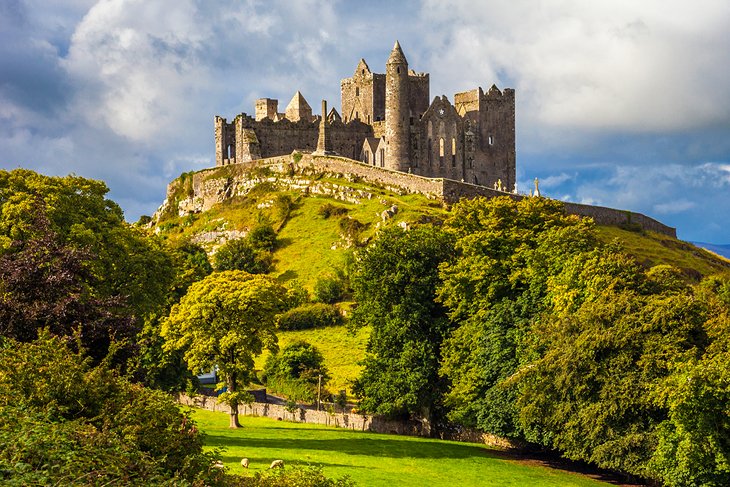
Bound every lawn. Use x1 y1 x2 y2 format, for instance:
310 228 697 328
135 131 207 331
191 408 616 487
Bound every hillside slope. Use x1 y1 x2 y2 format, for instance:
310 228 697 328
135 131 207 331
153 167 730 396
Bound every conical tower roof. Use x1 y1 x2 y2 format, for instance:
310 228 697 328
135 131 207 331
387 40 408 65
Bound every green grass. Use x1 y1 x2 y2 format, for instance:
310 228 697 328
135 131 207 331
596 226 730 278
191 408 614 487
256 325 370 396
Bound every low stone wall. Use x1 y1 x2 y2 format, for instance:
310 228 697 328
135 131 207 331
177 393 424 436
163 152 676 238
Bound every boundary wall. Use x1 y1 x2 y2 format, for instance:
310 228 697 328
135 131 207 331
172 153 676 237
177 393 515 448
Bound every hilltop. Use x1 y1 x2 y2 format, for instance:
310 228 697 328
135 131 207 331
153 160 729 288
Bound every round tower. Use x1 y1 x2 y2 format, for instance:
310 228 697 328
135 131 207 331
384 40 410 171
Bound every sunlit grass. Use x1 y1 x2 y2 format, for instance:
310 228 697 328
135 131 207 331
191 408 614 487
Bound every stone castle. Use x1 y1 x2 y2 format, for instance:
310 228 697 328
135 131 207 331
215 41 515 190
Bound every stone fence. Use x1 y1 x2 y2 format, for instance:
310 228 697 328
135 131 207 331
166 152 676 238
177 393 424 436
177 393 517 448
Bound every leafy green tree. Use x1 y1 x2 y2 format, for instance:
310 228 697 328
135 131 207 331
350 225 454 427
263 341 330 402
0 331 225 485
648 276 730 487
129 240 214 391
438 196 593 437
516 241 714 478
214 238 273 274
0 169 176 323
162 271 287 428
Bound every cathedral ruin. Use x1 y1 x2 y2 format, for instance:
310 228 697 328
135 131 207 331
214 41 516 189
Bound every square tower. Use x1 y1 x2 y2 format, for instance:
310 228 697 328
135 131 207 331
255 98 278 121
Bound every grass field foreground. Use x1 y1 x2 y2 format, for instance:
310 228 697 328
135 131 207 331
191 408 616 487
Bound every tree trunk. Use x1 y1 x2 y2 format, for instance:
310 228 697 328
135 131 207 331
228 373 241 428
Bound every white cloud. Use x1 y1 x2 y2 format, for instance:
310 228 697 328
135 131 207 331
418 0 730 135
653 199 696 214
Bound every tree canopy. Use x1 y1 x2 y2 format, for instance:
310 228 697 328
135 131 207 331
350 225 454 427
162 271 288 427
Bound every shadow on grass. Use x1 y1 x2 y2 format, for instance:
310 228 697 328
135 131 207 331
205 433 498 460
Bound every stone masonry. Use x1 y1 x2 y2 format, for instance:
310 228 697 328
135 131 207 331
165 153 676 238
214 41 515 190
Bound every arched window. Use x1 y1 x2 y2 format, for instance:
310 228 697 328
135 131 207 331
356 87 359 97
439 138 444 168
451 138 456 167
428 138 432 165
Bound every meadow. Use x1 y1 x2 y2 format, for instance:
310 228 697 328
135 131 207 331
192 408 620 487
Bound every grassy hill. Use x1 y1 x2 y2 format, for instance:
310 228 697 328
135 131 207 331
155 168 730 397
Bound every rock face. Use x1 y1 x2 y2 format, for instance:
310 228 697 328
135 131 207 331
154 153 677 238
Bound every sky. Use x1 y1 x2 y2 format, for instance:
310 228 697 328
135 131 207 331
1 0 729 243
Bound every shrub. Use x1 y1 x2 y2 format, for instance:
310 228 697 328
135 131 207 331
242 465 355 486
338 216 366 240
278 303 343 330
213 238 272 274
318 203 349 219
248 222 277 251
313 276 345 304
0 332 225 486
262 341 330 403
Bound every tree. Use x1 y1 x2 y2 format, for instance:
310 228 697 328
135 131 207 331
162 271 287 428
0 212 135 362
262 341 330 402
350 225 454 428
0 331 225 485
214 238 273 274
0 169 177 324
648 276 730 487
437 196 595 437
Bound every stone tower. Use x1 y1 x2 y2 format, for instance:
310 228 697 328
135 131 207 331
384 40 410 171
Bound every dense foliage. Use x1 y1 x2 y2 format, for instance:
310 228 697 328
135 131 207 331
350 225 454 426
163 271 288 427
278 303 344 330
262 341 330 402
352 196 730 485
0 332 225 486
213 222 277 274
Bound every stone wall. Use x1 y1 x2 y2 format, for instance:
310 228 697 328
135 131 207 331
164 153 676 238
177 393 518 447
177 393 424 436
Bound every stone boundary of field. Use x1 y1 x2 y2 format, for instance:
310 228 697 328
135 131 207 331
177 393 515 448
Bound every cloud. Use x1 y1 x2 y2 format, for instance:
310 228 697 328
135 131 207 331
1 0 729 243
418 0 730 135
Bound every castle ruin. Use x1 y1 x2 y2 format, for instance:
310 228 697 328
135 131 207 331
214 41 516 190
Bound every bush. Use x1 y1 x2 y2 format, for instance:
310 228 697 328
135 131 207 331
338 216 366 241
242 466 355 486
0 332 225 486
248 222 277 252
213 238 272 274
262 341 330 403
278 303 343 330
318 203 349 219
313 276 345 304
